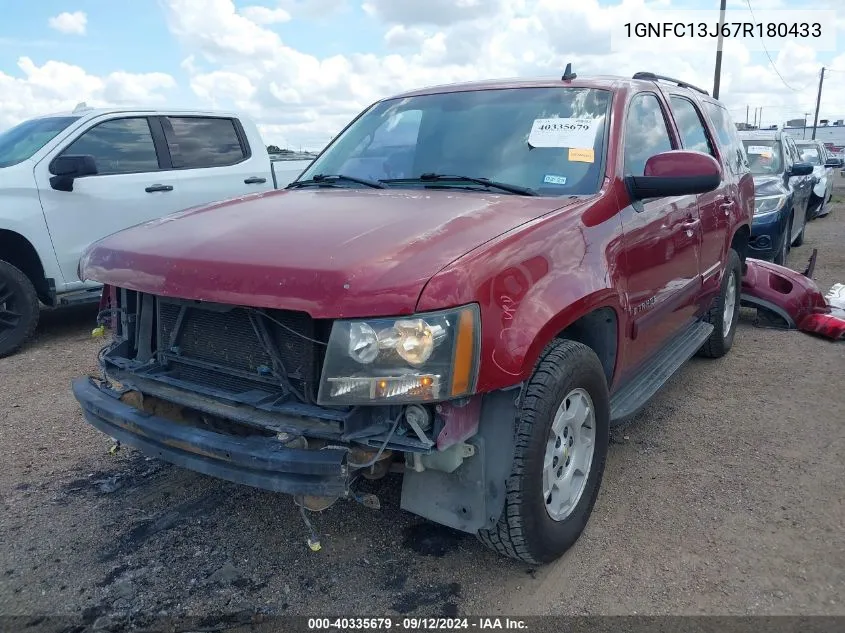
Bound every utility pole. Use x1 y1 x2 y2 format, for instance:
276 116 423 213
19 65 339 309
712 0 727 99
811 67 825 140
759 107 763 129
746 105 749 126
804 112 812 139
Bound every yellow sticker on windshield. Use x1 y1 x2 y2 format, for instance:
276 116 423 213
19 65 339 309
569 148 595 163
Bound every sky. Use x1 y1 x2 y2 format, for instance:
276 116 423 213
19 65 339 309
1 0 844 150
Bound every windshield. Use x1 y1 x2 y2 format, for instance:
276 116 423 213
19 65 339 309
0 116 80 168
742 139 783 175
796 145 821 165
299 87 611 196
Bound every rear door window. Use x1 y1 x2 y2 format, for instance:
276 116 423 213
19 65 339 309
623 93 674 177
164 117 247 169
702 101 749 176
668 96 716 156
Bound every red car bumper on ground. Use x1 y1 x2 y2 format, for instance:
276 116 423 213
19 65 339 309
741 253 845 341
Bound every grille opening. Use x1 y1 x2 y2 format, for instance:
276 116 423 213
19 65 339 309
148 296 329 403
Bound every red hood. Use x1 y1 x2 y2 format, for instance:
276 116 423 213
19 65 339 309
80 188 576 318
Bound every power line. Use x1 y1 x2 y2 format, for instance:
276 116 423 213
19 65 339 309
744 0 817 93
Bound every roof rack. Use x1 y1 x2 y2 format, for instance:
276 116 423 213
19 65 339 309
632 72 709 96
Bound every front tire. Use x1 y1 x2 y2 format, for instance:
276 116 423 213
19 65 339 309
0 260 40 358
477 339 609 565
793 209 806 247
773 212 792 266
698 248 741 359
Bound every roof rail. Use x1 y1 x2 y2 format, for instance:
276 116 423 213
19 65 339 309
632 72 710 96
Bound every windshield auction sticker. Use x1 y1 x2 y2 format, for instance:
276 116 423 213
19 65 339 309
568 148 595 163
528 118 598 149
747 146 773 156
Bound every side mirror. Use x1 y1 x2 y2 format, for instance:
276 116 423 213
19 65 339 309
824 157 843 168
626 150 721 201
49 155 98 192
789 162 814 177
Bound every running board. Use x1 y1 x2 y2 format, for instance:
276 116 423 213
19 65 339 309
56 288 102 307
609 321 714 425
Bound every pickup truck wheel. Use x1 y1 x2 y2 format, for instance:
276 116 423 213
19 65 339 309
0 260 40 358
697 248 741 359
476 339 609 565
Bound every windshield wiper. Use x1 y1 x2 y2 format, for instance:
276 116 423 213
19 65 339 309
383 173 537 196
286 173 386 189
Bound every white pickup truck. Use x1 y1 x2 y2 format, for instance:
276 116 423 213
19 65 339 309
0 105 313 357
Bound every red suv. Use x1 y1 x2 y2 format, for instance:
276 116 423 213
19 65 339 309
73 71 754 564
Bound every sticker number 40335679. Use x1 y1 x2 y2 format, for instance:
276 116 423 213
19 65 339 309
528 117 598 150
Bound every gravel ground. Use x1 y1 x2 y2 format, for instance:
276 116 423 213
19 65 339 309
1 195 843 629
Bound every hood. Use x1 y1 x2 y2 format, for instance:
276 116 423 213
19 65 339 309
81 188 577 318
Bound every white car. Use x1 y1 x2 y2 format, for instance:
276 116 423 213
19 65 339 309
795 139 839 220
0 105 312 357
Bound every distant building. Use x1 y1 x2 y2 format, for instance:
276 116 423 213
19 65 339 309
782 120 845 153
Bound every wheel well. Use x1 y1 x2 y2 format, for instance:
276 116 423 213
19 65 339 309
556 307 618 385
0 230 50 304
731 225 750 273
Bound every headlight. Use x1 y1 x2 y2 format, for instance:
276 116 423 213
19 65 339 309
317 304 480 405
754 194 787 217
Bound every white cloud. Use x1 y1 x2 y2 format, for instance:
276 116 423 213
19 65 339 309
4 0 843 149
241 5 291 25
48 11 88 36
362 0 502 26
0 57 175 130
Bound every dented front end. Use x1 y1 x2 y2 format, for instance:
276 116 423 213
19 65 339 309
74 287 518 532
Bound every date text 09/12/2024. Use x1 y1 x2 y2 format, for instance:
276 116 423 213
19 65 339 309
623 22 822 39
307 617 528 630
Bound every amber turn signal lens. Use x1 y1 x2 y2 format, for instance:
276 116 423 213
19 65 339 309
450 307 476 397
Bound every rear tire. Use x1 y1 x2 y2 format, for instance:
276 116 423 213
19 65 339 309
0 260 40 358
477 339 609 565
698 248 741 359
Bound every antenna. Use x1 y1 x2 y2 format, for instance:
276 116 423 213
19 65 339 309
73 102 89 113
561 63 577 81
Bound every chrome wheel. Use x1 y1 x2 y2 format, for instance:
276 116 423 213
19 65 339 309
543 388 596 522
723 270 737 335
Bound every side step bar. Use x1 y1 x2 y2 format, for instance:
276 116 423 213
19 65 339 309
56 288 102 307
609 320 714 425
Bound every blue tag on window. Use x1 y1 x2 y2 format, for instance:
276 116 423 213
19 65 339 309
543 174 567 185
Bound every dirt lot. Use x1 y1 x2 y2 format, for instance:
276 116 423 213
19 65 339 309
1 197 844 629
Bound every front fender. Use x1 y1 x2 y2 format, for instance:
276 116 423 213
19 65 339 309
416 194 626 393
813 176 828 199
0 164 63 284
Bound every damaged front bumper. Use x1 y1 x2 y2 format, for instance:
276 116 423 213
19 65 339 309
72 377 350 497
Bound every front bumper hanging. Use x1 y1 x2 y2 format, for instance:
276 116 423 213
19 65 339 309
72 377 350 497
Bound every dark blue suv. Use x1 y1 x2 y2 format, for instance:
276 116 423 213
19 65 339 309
738 130 814 264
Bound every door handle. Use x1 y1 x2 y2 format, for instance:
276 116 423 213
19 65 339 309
145 184 174 193
681 218 700 237
244 176 267 184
